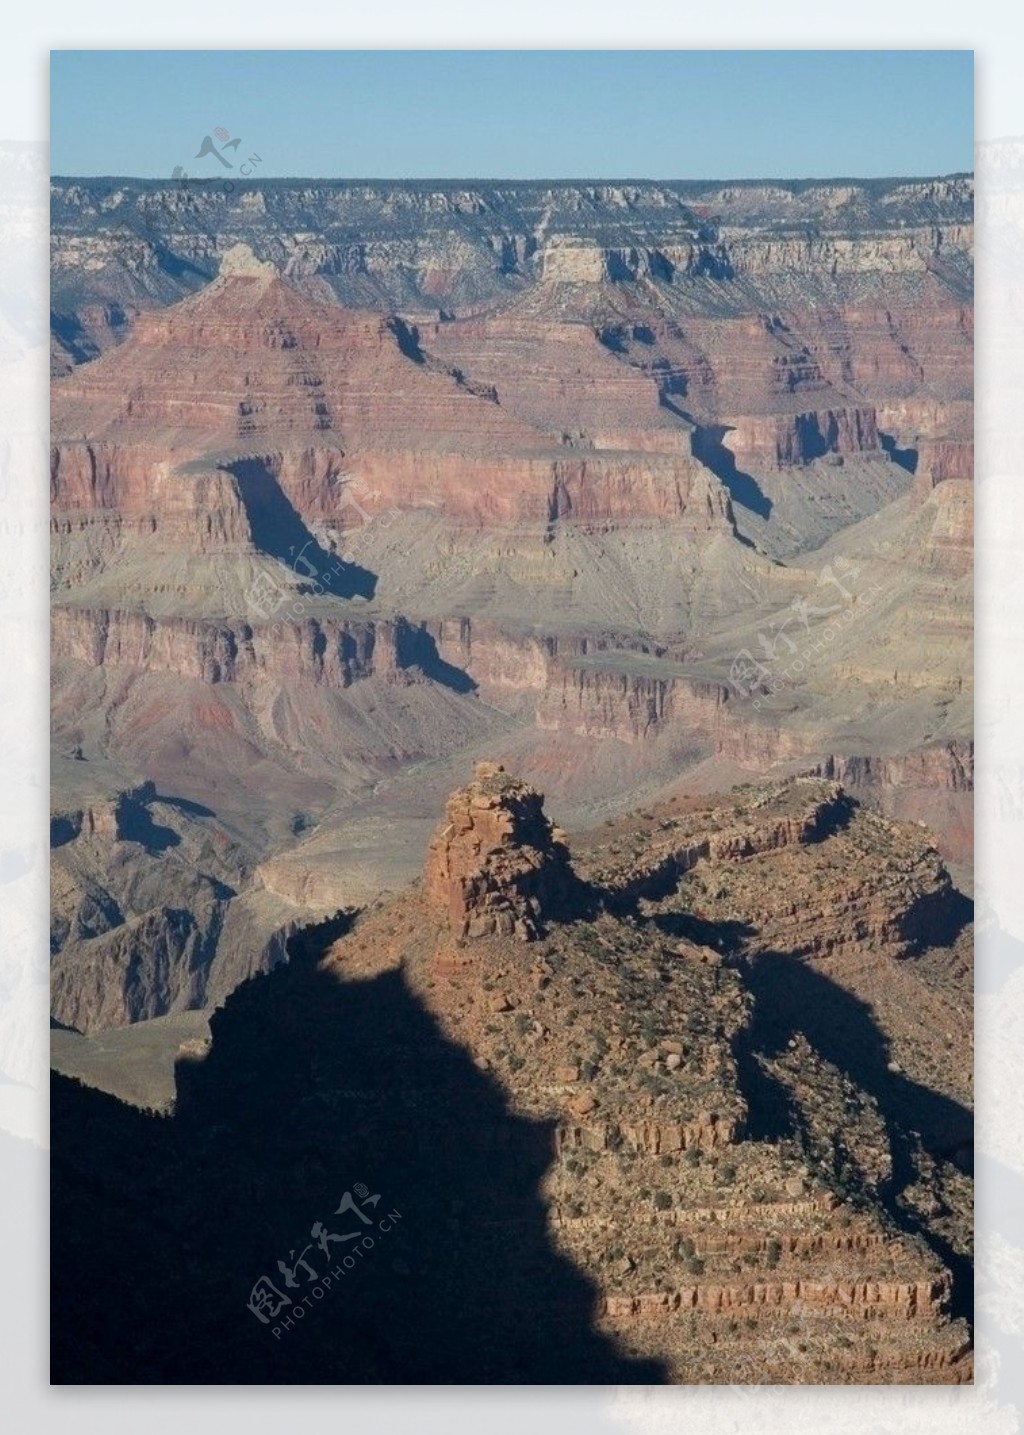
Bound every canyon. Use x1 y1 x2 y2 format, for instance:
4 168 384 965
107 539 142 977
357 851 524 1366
50 177 972 1033
49 175 973 1382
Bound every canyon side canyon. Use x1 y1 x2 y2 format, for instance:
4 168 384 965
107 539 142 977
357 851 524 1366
50 175 973 1383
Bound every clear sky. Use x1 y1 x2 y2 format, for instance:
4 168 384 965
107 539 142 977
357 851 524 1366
50 50 973 181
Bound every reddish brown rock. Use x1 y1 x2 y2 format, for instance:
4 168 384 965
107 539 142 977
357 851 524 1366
315 771 972 1387
423 762 577 940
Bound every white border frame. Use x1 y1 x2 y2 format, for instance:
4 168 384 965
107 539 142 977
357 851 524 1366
5 15 1020 1431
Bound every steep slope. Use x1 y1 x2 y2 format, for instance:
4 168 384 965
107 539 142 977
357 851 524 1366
51 769 972 1383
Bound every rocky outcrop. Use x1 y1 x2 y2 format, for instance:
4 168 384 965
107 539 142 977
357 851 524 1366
585 780 849 888
722 406 879 470
50 606 398 687
423 762 576 940
813 741 974 795
303 772 973 1385
578 778 961 960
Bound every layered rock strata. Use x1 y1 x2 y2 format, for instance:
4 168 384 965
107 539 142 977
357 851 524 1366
424 762 576 940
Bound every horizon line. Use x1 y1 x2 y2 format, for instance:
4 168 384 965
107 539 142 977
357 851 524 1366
51 170 975 187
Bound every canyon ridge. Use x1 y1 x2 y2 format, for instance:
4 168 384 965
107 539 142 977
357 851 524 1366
50 174 972 1383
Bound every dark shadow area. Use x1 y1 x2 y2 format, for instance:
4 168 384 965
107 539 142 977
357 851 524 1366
395 621 478 695
651 357 688 416
688 248 734 281
51 916 666 1384
803 787 857 841
741 953 973 1164
902 885 974 953
154 793 217 820
115 799 180 854
736 949 974 1326
50 306 123 366
648 909 757 956
690 425 772 520
150 240 215 286
605 253 636 283
878 431 919 474
794 413 829 462
229 459 377 601
386 316 425 364
596 325 627 354
50 817 79 850
597 856 705 912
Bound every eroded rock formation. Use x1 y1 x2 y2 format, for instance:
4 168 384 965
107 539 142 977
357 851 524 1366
311 771 971 1383
50 181 972 1037
52 767 973 1382
424 762 575 939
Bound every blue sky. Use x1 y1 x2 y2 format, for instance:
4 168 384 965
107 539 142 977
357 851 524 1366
50 50 973 180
